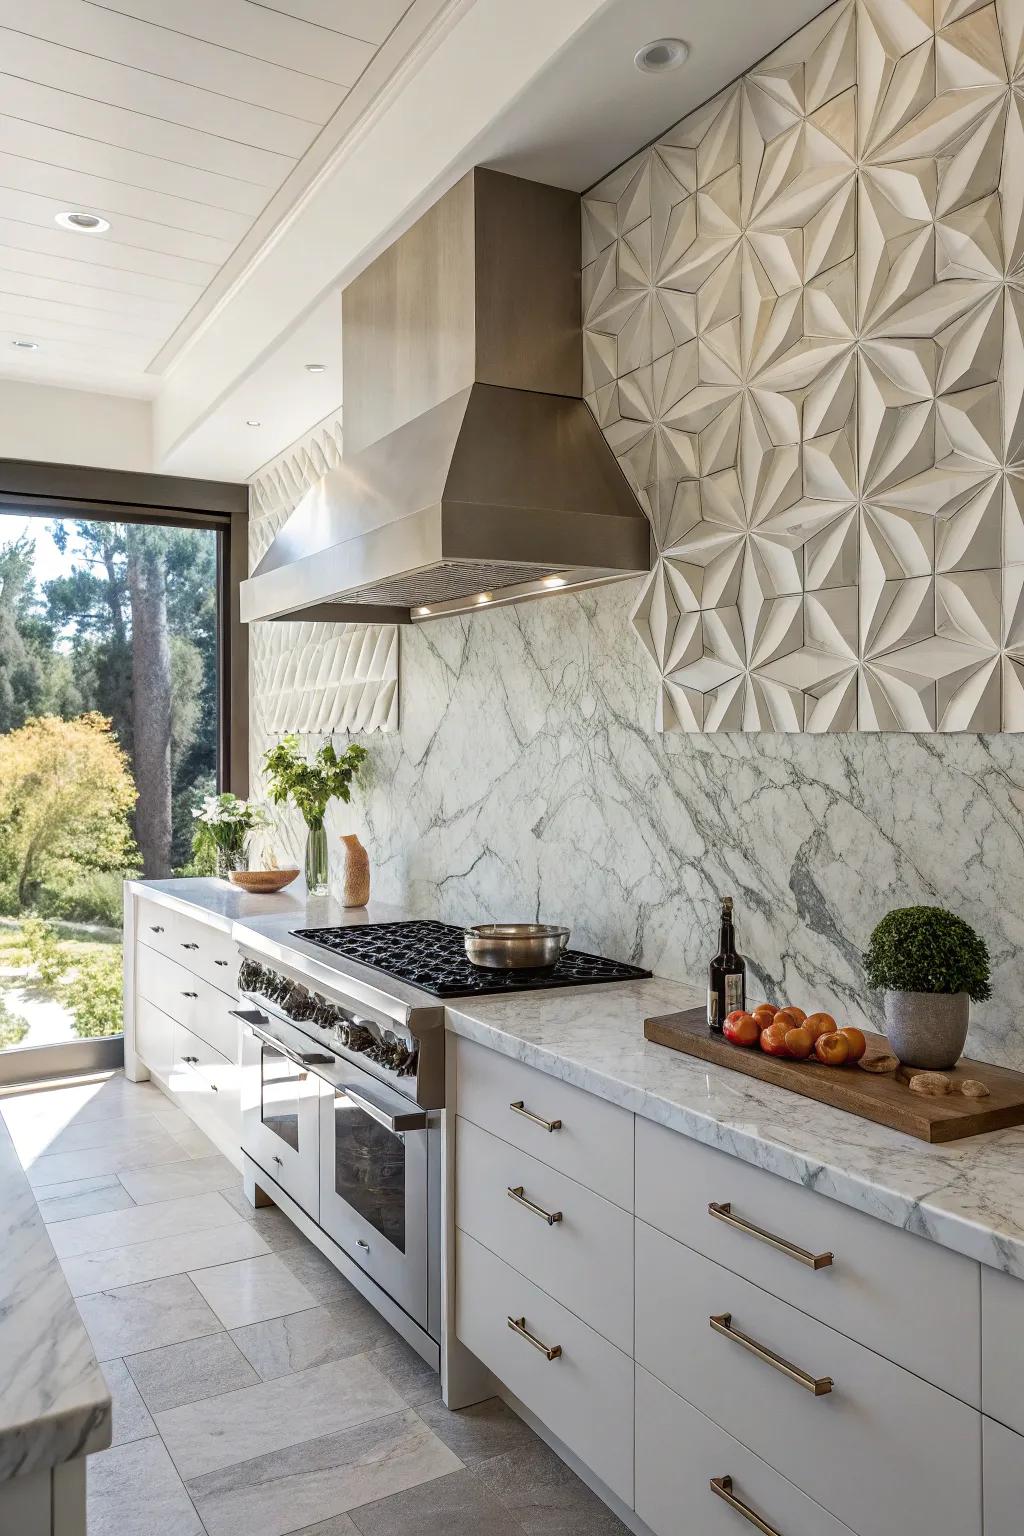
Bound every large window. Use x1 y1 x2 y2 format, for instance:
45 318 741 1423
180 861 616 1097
0 514 223 1055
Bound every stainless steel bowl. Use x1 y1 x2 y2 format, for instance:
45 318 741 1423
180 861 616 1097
464 923 570 970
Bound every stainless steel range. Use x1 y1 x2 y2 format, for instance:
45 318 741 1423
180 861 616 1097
235 919 650 1369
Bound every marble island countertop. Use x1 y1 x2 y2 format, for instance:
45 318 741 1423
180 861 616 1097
132 879 1024 1281
0 1112 111 1482
447 977 1024 1281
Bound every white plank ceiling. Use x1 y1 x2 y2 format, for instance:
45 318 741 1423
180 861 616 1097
0 0 426 394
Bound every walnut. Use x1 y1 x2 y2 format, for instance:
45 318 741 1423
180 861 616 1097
858 1053 900 1074
908 1072 953 1097
960 1079 991 1099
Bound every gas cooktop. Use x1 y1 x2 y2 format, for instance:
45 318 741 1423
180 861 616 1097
290 919 651 999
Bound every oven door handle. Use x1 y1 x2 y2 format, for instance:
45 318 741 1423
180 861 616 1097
231 1010 336 1069
339 1082 428 1133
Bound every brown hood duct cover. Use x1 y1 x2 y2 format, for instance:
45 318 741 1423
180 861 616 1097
241 168 650 625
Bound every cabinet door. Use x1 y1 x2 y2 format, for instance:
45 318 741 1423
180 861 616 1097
636 1366 853 1536
982 1267 1024 1436
135 997 174 1080
984 1416 1024 1536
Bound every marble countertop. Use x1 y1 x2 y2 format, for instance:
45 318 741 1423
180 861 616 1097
0 1112 111 1481
134 880 1024 1281
447 977 1024 1281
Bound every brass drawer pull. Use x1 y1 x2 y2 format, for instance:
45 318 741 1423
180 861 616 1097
507 1185 563 1225
509 1100 561 1132
711 1476 783 1535
507 1315 561 1360
710 1313 833 1396
709 1202 833 1270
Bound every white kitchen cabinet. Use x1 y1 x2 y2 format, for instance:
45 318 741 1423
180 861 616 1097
456 1037 633 1210
981 1266 1024 1437
455 1229 634 1505
455 1114 633 1352
133 997 175 1082
636 1116 981 1405
636 1365 853 1536
128 891 242 1167
983 1415 1024 1535
634 1218 982 1536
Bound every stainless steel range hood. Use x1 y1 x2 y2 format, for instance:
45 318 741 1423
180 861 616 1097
241 168 650 626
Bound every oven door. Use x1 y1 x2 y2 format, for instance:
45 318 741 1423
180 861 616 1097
240 1012 323 1219
319 1061 429 1329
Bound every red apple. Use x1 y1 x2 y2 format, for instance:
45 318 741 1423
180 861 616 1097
724 1012 759 1047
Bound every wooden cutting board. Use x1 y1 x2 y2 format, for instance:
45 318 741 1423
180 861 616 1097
644 1007 1024 1143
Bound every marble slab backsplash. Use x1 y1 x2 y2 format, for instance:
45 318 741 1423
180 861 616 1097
249 578 1024 1073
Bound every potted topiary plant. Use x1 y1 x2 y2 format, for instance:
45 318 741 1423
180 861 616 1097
863 906 990 1070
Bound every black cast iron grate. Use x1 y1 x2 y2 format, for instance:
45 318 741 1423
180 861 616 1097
290 919 651 999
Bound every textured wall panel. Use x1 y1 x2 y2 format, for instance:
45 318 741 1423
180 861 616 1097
584 0 1024 732
248 411 399 790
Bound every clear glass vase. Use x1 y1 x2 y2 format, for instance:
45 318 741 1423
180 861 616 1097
216 843 249 880
304 819 329 896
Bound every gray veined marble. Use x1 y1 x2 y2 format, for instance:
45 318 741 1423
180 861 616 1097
156 1355 406 1480
246 578 1024 1078
0 1113 111 1480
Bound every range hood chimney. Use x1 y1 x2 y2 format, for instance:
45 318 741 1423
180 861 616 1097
241 168 651 626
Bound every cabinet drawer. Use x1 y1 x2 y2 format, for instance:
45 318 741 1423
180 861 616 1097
455 1230 633 1505
137 946 238 1062
456 1038 632 1210
636 1365 852 1536
136 898 237 991
982 1267 1024 1434
135 996 175 1080
635 1117 980 1405
983 1416 1023 1536
170 1023 240 1152
635 1220 981 1536
455 1116 632 1352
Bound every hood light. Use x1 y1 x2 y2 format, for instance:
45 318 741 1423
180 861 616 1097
55 211 110 233
475 591 493 605
414 606 432 616
634 37 689 73
542 575 567 588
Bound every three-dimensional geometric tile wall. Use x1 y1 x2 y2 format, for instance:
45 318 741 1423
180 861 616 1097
583 0 1024 731
248 412 398 744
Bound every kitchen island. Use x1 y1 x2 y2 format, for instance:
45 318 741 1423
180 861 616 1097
0 1109 111 1533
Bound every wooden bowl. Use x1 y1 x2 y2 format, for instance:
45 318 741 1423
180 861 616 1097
228 868 299 894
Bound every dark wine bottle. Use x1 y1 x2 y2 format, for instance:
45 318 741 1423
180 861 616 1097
708 896 745 1033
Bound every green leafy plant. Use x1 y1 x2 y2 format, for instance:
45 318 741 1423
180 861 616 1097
864 906 991 1002
20 914 71 986
61 950 123 1039
0 991 29 1050
263 735 368 831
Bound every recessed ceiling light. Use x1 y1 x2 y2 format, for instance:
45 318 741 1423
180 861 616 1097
634 37 689 73
246 418 262 427
11 339 39 350
304 362 327 374
55 210 110 233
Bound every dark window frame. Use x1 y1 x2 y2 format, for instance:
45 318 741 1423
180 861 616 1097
0 457 249 794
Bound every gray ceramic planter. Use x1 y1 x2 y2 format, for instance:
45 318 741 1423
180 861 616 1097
883 990 970 1070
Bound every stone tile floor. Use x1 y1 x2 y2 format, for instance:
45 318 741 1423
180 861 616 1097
1 1071 628 1536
